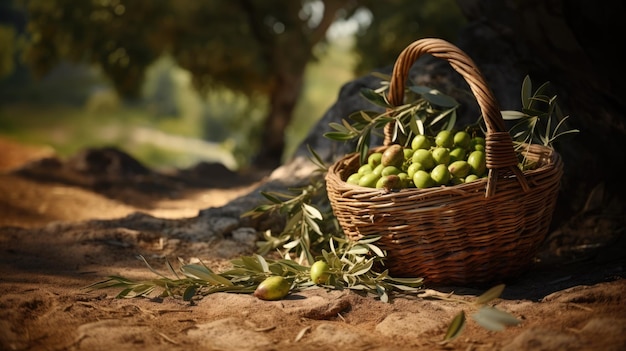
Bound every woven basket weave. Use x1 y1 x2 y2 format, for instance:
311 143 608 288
325 38 563 285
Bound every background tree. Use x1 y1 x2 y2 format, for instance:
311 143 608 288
15 0 465 168
351 0 465 75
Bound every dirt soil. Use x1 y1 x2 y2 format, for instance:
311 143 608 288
1 136 625 351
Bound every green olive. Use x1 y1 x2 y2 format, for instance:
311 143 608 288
372 164 385 176
368 152 383 168
430 164 451 185
407 162 424 178
467 150 487 177
346 173 361 185
397 172 410 187
358 164 373 175
412 149 435 170
411 134 431 150
403 148 414 161
453 131 472 149
465 174 479 183
449 147 466 162
413 170 435 189
470 136 486 151
431 147 451 166
254 276 291 301
310 260 331 284
435 130 454 148
381 165 401 176
448 160 470 178
358 172 380 188
376 174 402 190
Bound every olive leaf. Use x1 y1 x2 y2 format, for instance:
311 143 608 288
471 306 521 331
181 264 233 286
306 144 328 172
505 75 578 150
349 110 377 124
409 85 459 108
442 310 466 342
474 283 505 305
324 131 356 142
183 285 198 301
360 87 391 108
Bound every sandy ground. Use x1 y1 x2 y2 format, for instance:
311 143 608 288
1 136 625 351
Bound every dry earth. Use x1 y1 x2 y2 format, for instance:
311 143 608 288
1 136 625 351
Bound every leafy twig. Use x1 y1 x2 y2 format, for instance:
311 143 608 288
85 236 423 303
241 178 332 266
324 77 460 164
501 75 579 169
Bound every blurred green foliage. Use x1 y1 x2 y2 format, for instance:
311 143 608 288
1 0 466 169
0 25 17 79
353 0 466 75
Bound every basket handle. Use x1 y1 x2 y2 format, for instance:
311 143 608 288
385 38 528 197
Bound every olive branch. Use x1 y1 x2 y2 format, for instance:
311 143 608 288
324 72 462 165
85 237 424 304
241 169 332 266
502 75 579 148
326 74 577 171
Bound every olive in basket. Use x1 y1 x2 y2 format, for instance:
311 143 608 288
381 144 405 168
345 132 487 189
435 130 454 148
467 150 487 177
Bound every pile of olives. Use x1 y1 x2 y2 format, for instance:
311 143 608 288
345 130 488 190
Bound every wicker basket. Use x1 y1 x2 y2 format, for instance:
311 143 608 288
325 38 563 285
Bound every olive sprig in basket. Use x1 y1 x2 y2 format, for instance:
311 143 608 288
324 72 466 166
325 73 576 173
503 75 579 170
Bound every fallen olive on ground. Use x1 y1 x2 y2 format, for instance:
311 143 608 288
253 276 291 301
